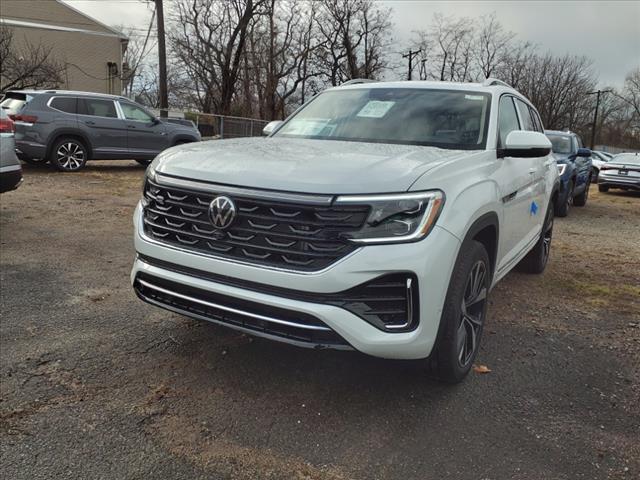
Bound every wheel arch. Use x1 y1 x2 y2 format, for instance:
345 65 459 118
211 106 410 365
460 212 500 280
46 130 93 160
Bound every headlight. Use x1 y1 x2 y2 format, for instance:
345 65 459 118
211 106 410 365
335 191 444 244
557 164 567 176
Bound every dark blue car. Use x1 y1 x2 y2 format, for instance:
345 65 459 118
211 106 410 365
545 130 593 217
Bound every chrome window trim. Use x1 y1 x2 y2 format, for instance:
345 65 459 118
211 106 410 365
137 278 331 331
155 173 334 206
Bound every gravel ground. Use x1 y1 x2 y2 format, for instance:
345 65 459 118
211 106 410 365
1 161 639 480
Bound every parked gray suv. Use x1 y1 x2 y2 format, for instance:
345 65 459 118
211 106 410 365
1 90 201 172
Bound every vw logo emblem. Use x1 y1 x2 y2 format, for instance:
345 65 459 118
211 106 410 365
208 196 236 229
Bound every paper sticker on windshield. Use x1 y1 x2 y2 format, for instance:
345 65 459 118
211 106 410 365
283 118 331 136
356 101 395 118
465 95 484 101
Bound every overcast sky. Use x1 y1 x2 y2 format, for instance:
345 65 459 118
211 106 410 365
64 0 639 87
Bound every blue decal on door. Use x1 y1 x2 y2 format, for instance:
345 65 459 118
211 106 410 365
530 201 538 216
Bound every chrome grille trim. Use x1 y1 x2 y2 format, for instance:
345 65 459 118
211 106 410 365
156 173 334 206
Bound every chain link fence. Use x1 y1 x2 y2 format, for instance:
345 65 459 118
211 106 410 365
185 112 269 139
151 110 270 140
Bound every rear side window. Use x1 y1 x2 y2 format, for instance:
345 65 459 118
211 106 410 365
529 107 544 132
49 97 77 114
0 93 34 114
498 96 520 147
78 98 118 118
514 99 535 131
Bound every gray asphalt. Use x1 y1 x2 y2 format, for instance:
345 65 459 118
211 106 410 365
1 162 638 479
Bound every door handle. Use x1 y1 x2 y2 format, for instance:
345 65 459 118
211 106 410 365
128 125 137 129
528 168 536 174
84 120 95 125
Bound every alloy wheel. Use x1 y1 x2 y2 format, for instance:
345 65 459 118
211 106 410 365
457 260 488 367
56 142 85 170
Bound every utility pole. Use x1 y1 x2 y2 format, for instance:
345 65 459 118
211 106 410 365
155 0 168 118
586 89 612 150
402 49 421 81
419 58 427 80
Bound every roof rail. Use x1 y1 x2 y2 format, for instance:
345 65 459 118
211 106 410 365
341 78 379 86
482 78 512 88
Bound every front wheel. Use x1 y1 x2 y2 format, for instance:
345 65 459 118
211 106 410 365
50 138 88 172
573 178 590 207
518 203 553 274
430 241 490 383
598 185 609 193
555 180 573 217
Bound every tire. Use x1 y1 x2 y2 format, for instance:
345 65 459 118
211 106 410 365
49 138 88 172
518 203 553 274
430 241 491 383
598 184 609 193
555 180 573 217
573 178 590 207
135 159 153 166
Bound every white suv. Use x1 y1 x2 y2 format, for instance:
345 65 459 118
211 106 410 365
131 79 558 382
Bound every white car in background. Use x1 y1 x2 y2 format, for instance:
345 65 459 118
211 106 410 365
591 150 613 183
131 79 559 383
598 152 640 192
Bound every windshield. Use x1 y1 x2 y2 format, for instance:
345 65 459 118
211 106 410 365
274 88 491 149
547 134 573 154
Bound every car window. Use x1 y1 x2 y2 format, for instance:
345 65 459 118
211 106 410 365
498 96 520 147
576 136 584 149
612 153 640 165
78 98 118 118
274 88 492 149
0 93 34 115
120 103 154 123
49 97 77 114
546 134 573 154
514 99 535 131
529 107 544 132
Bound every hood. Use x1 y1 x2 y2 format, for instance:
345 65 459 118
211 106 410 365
153 137 469 194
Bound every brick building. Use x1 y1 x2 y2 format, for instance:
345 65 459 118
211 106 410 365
0 0 128 94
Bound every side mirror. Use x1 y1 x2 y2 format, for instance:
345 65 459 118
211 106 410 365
501 131 552 158
262 120 283 136
577 148 591 157
151 117 161 125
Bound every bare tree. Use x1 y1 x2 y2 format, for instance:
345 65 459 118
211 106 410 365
169 0 266 114
0 27 66 93
315 0 392 86
413 14 474 82
475 12 516 79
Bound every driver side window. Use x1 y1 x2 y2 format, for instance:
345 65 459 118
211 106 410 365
498 96 520 147
120 103 154 123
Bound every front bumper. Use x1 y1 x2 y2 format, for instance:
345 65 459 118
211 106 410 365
131 202 461 359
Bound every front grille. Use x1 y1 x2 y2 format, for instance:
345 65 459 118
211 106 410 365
142 178 369 271
134 273 350 347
